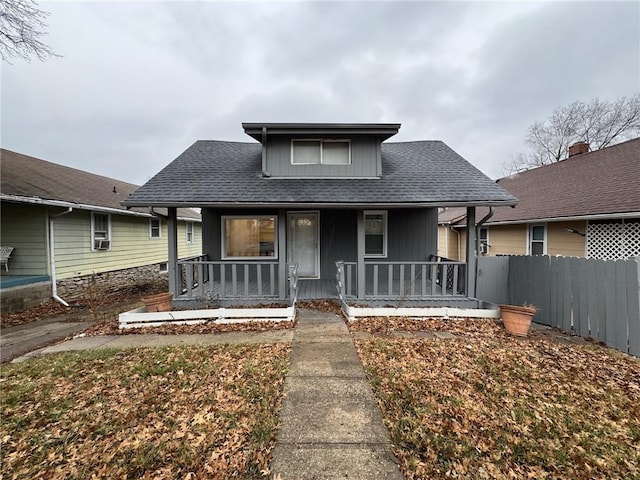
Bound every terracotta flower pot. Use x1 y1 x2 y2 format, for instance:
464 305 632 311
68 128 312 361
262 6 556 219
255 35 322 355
142 292 173 312
499 304 537 337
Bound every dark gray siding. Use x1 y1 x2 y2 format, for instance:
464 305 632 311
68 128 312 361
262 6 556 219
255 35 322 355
386 208 438 261
265 136 380 177
319 210 357 278
202 207 438 280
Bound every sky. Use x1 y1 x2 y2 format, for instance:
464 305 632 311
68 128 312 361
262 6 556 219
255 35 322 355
2 1 639 186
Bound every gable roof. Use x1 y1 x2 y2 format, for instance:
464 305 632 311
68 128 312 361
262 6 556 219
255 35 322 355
0 149 200 221
123 139 517 208
439 137 640 225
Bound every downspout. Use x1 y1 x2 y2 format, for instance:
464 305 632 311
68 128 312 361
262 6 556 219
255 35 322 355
261 126 271 177
476 207 495 255
49 207 73 306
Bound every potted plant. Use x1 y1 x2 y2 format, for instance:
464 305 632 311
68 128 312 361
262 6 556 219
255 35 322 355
499 303 537 337
142 292 173 312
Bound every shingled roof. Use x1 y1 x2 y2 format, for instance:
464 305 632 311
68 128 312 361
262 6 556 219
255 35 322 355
0 149 200 221
123 139 517 208
439 137 640 225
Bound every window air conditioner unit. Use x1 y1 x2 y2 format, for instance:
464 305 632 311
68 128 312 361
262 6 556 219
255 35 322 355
95 239 110 250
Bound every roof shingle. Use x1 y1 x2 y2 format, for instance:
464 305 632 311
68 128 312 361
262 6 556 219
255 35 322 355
124 139 517 207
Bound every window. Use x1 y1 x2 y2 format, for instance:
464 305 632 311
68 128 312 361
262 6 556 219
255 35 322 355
186 222 194 244
529 224 546 255
150 218 161 238
364 211 387 257
479 227 489 254
291 140 350 165
159 262 168 273
222 216 277 259
92 213 111 250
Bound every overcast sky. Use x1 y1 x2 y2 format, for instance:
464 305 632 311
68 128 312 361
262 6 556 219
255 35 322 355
2 1 639 186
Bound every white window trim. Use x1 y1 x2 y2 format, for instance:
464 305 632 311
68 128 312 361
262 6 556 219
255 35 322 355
185 221 194 244
221 215 278 260
149 217 162 239
91 212 111 251
291 139 351 165
364 210 388 258
528 223 547 255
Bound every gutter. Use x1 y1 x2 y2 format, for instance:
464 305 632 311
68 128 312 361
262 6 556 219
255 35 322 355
49 207 73 306
261 127 271 177
476 206 494 255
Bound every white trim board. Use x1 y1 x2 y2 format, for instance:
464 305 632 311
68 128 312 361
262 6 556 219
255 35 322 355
343 304 500 321
119 306 295 329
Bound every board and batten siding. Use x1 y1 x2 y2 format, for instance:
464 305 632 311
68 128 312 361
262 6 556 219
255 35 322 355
265 135 380 177
201 207 437 280
0 203 49 276
53 211 201 279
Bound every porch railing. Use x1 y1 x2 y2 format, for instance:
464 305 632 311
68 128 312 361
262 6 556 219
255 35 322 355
177 257 299 304
336 260 467 300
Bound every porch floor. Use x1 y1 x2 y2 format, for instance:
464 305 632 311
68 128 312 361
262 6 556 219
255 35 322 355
298 279 337 300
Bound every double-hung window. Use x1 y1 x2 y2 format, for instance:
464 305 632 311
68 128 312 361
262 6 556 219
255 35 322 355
222 216 277 259
92 213 111 251
479 227 489 254
150 218 161 238
291 140 350 165
186 222 194 244
529 224 546 255
364 211 387 257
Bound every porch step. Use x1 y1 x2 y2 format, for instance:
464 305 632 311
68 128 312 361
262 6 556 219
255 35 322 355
270 308 403 479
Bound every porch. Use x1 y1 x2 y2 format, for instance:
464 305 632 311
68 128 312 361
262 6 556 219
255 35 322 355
173 255 475 308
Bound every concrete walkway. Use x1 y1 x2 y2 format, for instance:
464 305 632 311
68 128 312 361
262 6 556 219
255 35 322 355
10 329 293 362
270 309 403 479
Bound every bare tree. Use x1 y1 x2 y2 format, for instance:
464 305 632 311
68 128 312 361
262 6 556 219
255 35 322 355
506 94 640 173
0 0 58 62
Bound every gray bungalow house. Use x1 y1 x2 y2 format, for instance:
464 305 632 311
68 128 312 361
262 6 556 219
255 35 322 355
124 123 517 308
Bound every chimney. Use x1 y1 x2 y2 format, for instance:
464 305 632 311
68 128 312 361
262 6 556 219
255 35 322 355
568 141 589 157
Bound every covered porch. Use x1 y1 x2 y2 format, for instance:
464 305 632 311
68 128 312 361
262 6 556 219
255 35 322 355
164 206 484 308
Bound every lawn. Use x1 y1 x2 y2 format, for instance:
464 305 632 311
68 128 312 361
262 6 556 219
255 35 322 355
352 318 640 480
1 343 290 479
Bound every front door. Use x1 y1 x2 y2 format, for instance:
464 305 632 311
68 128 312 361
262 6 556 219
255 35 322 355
288 212 319 278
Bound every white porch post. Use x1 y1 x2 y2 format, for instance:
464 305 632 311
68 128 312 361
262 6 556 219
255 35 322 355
466 206 477 298
357 209 365 300
278 209 287 300
168 207 179 296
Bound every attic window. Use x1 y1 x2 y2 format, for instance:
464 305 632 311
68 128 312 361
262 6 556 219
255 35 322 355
291 140 350 165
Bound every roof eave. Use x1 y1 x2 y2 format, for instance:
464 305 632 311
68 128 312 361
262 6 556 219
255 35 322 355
242 122 401 142
122 199 518 209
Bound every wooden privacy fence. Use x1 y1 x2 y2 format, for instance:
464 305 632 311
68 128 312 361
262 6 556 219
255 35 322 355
505 255 640 356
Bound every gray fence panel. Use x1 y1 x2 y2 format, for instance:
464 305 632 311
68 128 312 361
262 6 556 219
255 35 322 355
559 259 573 332
613 261 629 353
476 256 509 305
603 261 618 348
549 256 559 328
585 258 599 338
595 259 607 342
628 259 640 356
575 258 591 338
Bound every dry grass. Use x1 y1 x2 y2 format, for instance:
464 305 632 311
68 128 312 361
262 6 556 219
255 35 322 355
353 317 640 480
1 343 290 479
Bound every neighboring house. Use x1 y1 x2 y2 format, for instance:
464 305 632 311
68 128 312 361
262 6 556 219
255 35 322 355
0 149 202 312
438 138 640 261
123 123 516 307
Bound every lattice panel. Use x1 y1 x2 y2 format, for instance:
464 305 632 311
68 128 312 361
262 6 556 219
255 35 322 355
587 221 640 260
